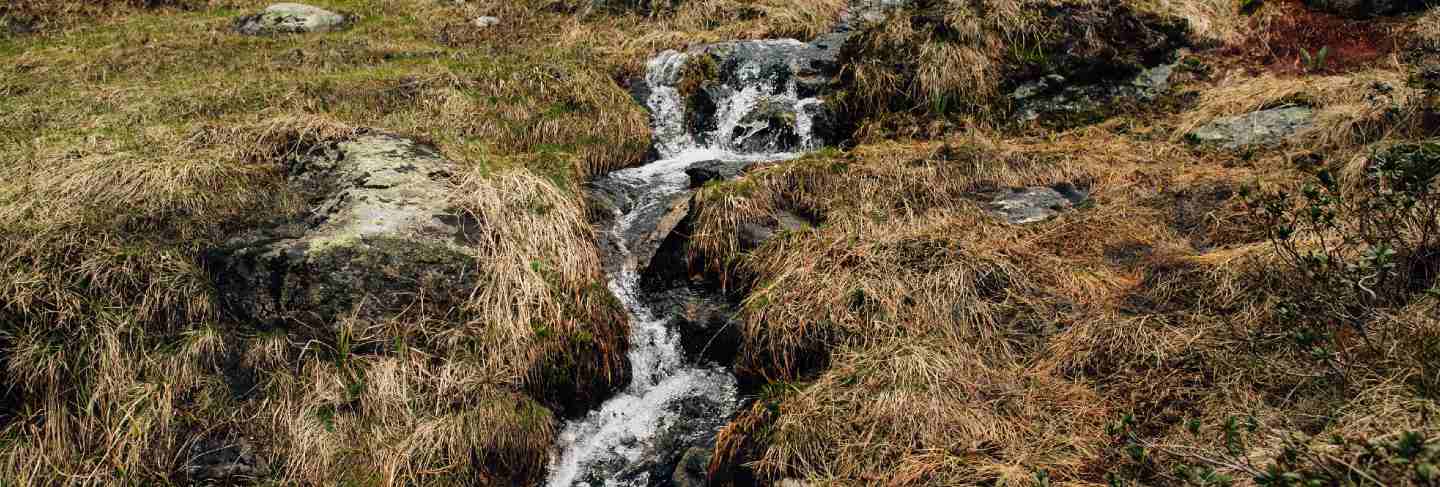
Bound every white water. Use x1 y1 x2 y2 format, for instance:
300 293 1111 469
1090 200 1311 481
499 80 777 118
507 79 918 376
547 44 823 487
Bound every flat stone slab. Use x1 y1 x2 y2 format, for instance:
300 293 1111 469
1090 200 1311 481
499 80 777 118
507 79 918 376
987 184 1089 224
1188 106 1315 150
206 134 477 328
234 3 352 35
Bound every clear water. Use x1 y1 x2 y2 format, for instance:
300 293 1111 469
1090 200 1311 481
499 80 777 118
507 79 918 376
546 44 822 487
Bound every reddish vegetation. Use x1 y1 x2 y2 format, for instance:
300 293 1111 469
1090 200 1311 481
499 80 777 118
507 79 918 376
1231 0 1404 74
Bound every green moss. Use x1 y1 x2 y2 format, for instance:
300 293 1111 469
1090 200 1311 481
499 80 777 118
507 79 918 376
677 53 720 101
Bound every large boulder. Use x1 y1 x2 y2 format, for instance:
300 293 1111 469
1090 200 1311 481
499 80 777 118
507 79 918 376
206 134 477 330
1188 106 1316 150
1304 0 1430 17
234 3 352 35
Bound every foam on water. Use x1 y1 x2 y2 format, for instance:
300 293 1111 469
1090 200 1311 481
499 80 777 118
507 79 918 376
546 45 822 487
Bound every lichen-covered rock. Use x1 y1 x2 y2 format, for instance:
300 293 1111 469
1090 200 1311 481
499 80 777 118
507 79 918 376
837 0 915 31
233 3 352 35
206 134 476 330
987 184 1089 224
1304 0 1430 17
1188 106 1316 150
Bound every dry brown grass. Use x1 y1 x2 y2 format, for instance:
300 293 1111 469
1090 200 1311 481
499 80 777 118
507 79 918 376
0 0 848 484
1175 69 1427 155
697 83 1438 483
836 0 1187 138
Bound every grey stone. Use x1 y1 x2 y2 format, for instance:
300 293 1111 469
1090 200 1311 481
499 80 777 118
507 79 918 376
206 134 478 330
685 159 757 188
234 3 352 35
586 176 692 275
1188 106 1316 150
1011 62 1177 126
732 98 800 153
987 184 1089 224
837 0 915 31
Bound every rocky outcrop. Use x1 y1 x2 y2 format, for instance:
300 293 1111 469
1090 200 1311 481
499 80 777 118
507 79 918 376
234 3 352 35
205 134 477 330
1011 63 1177 126
1305 0 1431 18
986 184 1090 225
677 37 846 153
1188 106 1316 150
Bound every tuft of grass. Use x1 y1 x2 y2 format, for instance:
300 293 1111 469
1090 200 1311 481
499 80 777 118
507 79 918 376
0 0 841 483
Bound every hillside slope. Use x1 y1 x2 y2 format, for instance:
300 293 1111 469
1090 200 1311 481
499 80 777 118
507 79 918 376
1 0 1439 485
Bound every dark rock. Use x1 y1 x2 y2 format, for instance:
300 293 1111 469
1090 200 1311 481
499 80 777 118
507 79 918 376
587 175 693 276
1011 62 1177 127
1304 0 1430 17
645 285 743 365
672 446 715 487
613 394 732 486
986 184 1089 224
685 159 758 188
731 98 801 153
181 435 267 483
676 38 849 152
234 3 352 35
3 15 36 36
205 134 479 331
1187 106 1316 150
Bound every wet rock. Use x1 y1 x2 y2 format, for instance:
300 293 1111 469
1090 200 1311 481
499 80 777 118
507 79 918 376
677 38 847 152
587 176 693 276
732 98 801 153
1304 0 1430 17
1188 106 1316 150
1011 62 1177 127
182 435 267 482
612 394 733 485
671 446 715 487
685 159 757 188
647 286 743 364
986 184 1089 224
206 134 478 330
234 3 352 35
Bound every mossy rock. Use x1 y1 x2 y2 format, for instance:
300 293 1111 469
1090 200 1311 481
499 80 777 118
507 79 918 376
205 134 477 332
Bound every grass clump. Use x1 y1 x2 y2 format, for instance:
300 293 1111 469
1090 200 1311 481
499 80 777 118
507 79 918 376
0 0 848 483
835 0 1187 137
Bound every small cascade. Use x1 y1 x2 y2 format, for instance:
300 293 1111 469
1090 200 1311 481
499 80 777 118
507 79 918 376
545 43 828 487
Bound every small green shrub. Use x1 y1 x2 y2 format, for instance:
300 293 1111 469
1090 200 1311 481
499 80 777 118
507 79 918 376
1245 142 1440 369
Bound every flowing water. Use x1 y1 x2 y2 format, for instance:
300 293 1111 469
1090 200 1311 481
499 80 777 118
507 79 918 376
545 44 824 487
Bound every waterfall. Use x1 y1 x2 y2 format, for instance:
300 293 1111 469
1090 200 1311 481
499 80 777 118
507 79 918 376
545 43 825 487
